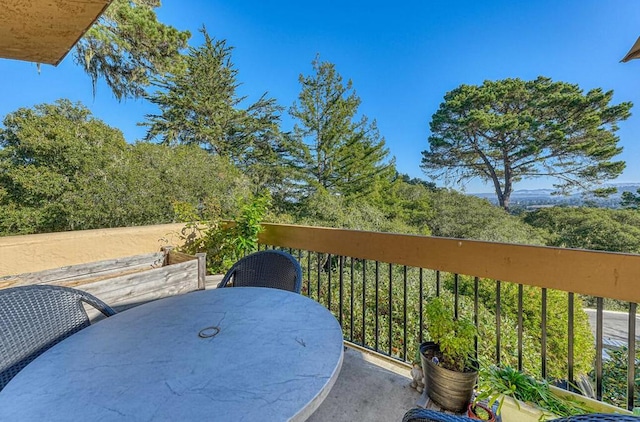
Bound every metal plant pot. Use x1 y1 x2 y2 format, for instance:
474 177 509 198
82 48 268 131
420 342 477 413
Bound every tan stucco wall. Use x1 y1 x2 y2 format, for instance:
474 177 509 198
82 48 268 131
0 223 187 277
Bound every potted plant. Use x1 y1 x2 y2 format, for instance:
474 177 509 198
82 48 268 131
420 296 478 413
474 364 632 421
467 402 496 421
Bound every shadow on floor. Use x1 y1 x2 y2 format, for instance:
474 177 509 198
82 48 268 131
308 346 420 421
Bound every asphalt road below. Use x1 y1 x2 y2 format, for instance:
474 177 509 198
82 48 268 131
583 308 640 343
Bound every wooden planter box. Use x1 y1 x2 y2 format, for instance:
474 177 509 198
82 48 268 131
499 386 633 421
0 247 206 311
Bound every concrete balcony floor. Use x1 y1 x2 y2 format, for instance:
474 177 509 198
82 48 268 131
308 346 421 421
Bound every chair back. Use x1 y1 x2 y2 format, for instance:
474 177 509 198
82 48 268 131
402 408 473 421
217 250 303 293
0 285 115 391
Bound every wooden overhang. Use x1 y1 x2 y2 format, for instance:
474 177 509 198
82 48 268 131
621 36 640 63
0 0 113 66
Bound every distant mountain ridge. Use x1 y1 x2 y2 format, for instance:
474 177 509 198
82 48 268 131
470 183 640 208
472 183 640 198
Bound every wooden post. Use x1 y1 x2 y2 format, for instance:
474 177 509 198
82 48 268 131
196 253 206 290
160 246 173 266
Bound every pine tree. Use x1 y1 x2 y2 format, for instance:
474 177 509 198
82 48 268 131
75 0 191 100
289 56 394 200
143 28 293 194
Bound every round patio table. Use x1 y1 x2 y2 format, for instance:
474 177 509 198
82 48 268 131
0 287 344 421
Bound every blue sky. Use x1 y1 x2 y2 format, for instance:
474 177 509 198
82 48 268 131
1 0 640 193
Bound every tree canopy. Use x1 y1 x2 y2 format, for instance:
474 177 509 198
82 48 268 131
0 100 127 233
75 0 191 100
523 207 640 253
0 100 251 235
621 188 640 210
421 77 632 211
289 56 395 201
427 188 546 244
143 29 292 195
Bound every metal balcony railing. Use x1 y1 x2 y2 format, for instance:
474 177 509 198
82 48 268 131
257 223 640 411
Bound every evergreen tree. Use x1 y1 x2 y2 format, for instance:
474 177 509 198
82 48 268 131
289 56 395 200
143 28 293 193
422 77 631 211
75 0 191 100
621 189 640 210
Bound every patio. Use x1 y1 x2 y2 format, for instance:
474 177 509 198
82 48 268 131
1 2 639 420
1 222 639 420
308 346 421 421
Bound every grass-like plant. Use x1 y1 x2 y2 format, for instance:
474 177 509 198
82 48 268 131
475 364 592 419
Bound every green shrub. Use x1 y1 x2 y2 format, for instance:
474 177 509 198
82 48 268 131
175 192 270 274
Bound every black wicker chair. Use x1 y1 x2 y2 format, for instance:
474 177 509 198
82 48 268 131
217 250 303 293
0 285 116 391
402 408 640 422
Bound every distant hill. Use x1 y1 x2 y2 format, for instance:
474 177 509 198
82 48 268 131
470 183 640 209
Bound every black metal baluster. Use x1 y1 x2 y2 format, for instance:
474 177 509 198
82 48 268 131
403 265 408 361
350 258 354 342
307 252 311 298
296 249 303 295
454 273 459 320
419 268 424 344
596 297 603 401
328 254 332 311
339 256 344 330
474 277 479 361
628 302 637 411
568 292 574 387
496 280 501 365
518 284 523 372
541 287 548 380
375 261 380 352
362 260 367 346
317 252 321 304
389 263 393 356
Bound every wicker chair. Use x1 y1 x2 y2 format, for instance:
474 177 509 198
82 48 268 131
217 250 303 293
402 408 640 422
0 285 116 391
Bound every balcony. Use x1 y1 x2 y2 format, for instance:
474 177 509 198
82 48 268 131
1 222 639 419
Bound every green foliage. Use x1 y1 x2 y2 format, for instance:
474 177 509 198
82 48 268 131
369 176 434 235
523 207 640 254
291 187 423 235
0 100 251 235
476 365 592 418
621 189 640 210
143 29 292 194
428 188 547 244
596 346 640 409
176 193 271 274
303 254 434 362
424 296 477 372
144 29 243 152
422 77 631 210
75 0 191 100
451 274 595 380
289 55 395 201
0 99 126 233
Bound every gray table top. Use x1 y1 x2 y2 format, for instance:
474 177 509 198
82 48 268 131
0 287 344 421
